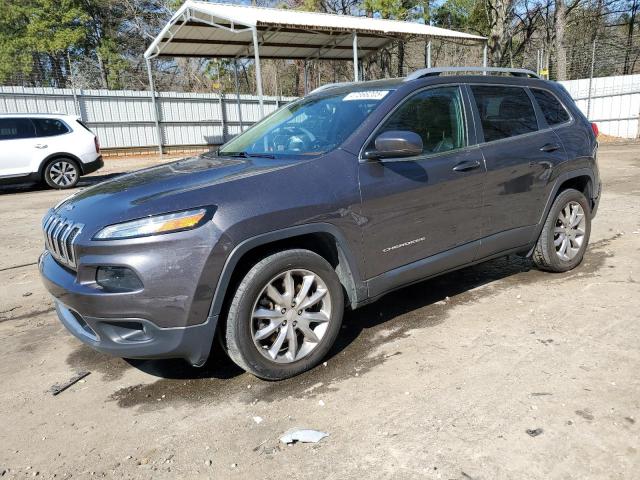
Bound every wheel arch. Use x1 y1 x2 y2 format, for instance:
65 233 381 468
208 224 367 320
38 152 85 179
528 168 595 256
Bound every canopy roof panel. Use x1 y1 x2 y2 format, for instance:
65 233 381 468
145 0 486 61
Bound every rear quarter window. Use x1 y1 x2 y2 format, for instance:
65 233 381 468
531 89 570 126
470 85 539 142
32 118 70 137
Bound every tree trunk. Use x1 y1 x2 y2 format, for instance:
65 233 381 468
487 0 511 66
96 50 108 89
623 0 638 75
397 41 405 77
554 0 568 80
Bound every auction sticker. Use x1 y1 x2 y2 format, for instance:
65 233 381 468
343 90 389 101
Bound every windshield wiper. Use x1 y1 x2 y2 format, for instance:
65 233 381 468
222 151 276 159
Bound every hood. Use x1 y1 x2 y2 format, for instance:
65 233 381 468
53 152 301 233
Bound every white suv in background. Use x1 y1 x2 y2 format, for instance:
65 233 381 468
0 113 103 189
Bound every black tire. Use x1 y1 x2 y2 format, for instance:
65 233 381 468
533 188 592 272
225 249 344 380
43 157 80 189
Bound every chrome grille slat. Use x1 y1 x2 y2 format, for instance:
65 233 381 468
59 223 72 260
42 213 83 269
46 217 59 251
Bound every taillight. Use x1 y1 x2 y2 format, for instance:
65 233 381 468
591 122 599 137
94 136 100 153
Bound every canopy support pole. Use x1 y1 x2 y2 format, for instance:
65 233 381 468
304 60 308 94
145 58 163 158
352 32 359 81
233 59 244 131
482 42 488 74
427 40 432 68
251 27 264 116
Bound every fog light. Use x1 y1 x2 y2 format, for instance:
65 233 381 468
96 266 143 292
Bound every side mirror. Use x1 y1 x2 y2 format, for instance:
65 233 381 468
364 130 423 160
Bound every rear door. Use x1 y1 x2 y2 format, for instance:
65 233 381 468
468 84 567 256
0 118 37 177
358 85 485 280
32 117 72 158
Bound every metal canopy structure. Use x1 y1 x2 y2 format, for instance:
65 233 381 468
144 1 486 102
142 1 486 155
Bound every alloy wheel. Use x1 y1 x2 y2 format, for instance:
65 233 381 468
554 200 586 261
251 269 332 364
49 161 78 187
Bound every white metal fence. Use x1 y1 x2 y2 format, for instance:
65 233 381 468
1 74 638 151
0 86 295 150
559 74 640 139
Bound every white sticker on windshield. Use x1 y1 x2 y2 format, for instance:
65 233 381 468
343 90 389 101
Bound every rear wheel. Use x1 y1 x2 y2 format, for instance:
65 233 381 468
533 188 591 272
44 158 79 189
225 249 343 380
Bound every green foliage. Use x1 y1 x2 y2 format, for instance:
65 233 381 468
364 0 416 20
0 0 89 84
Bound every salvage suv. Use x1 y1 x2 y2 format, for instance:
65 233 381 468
39 67 600 380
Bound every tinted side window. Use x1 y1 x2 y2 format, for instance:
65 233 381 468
470 85 538 142
0 118 36 140
33 118 70 137
371 86 466 155
531 89 570 126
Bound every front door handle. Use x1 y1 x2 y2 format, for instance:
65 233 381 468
34 144 48 149
539 143 560 153
452 160 481 172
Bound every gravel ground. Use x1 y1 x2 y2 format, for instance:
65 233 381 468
0 145 638 479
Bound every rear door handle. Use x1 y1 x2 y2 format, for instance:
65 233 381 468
539 143 560 153
35 144 48 149
452 160 481 172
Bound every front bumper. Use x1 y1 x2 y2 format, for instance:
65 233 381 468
39 229 221 365
53 299 217 365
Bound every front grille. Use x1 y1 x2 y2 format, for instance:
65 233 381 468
43 213 84 269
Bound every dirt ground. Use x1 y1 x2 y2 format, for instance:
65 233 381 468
0 145 639 479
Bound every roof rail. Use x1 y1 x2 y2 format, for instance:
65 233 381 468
309 82 353 94
405 67 540 81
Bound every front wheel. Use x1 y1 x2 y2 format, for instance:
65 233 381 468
225 249 344 380
43 158 80 189
533 188 592 272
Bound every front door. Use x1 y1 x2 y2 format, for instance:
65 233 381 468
358 85 485 281
0 118 37 177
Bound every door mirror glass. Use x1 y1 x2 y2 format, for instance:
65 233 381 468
366 130 423 159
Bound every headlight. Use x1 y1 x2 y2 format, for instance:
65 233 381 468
94 208 212 240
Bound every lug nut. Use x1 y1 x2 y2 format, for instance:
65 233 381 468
281 308 286 314
291 301 296 307
298 310 302 315
282 320 287 326
293 321 297 327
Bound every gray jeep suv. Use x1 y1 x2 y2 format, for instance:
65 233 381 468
39 67 600 380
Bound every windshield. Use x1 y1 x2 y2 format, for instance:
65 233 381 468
219 90 392 157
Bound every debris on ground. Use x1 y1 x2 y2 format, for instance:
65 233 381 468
252 416 263 424
279 429 329 444
526 428 544 437
49 371 91 396
575 409 595 421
